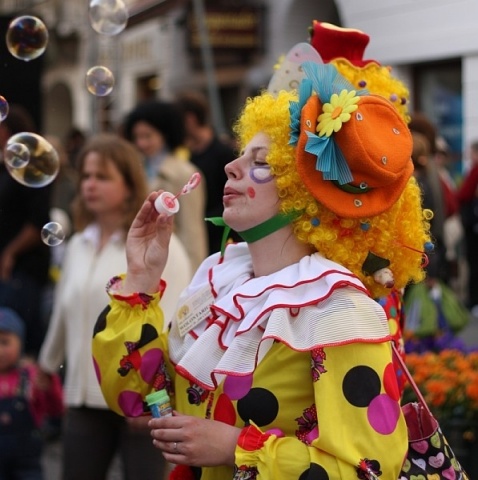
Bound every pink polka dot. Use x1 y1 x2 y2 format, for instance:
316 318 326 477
139 348 163 383
118 390 145 417
223 374 253 400
368 394 400 435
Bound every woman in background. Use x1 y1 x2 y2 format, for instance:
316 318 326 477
123 100 208 271
38 133 191 480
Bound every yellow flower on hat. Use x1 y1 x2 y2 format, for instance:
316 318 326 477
317 89 359 137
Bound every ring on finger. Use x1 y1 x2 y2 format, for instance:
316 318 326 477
173 441 179 454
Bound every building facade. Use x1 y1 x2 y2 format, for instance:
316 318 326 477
0 0 477 172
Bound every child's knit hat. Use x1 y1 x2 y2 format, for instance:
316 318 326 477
0 307 25 344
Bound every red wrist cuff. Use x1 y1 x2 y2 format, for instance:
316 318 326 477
107 276 166 309
238 424 271 452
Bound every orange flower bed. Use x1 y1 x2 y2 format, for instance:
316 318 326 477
403 349 478 421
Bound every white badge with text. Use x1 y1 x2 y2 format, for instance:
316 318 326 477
176 286 215 337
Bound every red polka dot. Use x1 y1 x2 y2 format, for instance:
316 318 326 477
383 362 400 401
213 393 237 425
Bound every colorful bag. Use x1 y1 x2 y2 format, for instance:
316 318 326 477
393 346 470 479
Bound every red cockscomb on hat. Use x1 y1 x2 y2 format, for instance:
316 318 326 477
309 21 380 67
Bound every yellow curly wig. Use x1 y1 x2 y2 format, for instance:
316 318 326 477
331 58 410 124
233 90 431 299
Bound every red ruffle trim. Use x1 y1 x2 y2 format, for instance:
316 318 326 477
108 276 166 309
238 424 271 452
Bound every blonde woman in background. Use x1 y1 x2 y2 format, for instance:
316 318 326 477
38 133 191 480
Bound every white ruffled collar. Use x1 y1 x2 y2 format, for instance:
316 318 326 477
168 243 391 389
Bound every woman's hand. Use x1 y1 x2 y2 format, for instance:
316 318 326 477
124 191 174 293
149 412 241 467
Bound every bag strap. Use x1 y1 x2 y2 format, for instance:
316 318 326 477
391 343 433 417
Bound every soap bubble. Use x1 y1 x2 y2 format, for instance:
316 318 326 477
5 142 30 169
5 133 59 188
6 15 49 62
85 66 115 96
89 0 128 36
0 96 9 121
41 222 65 246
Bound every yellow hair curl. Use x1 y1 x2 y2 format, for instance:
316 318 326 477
331 59 411 123
233 90 431 298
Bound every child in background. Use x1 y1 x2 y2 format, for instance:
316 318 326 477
0 307 63 479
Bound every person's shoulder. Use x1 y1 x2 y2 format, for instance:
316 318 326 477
163 154 201 182
66 231 84 247
61 231 93 258
469 163 478 177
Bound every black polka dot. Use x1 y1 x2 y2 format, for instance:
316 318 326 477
137 323 159 347
299 462 329 480
237 388 279 427
342 365 381 407
92 305 110 337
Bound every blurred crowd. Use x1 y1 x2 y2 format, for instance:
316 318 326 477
0 86 477 479
0 91 237 480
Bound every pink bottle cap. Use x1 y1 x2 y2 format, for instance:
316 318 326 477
154 192 180 216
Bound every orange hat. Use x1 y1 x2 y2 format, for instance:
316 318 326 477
309 21 379 67
292 62 413 218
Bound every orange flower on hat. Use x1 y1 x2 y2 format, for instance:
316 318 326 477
317 89 359 137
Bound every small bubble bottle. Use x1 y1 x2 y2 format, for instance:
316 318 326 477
145 389 173 418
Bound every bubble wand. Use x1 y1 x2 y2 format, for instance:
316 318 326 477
154 172 202 215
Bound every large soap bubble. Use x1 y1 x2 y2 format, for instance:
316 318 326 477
89 0 128 36
6 15 49 61
5 133 59 187
41 221 66 246
0 96 9 121
86 66 115 96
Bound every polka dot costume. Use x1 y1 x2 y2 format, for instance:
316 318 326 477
92 244 408 479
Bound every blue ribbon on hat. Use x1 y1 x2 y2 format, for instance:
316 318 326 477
289 62 369 185
289 78 312 145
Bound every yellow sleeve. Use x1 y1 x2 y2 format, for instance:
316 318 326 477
234 342 408 480
92 275 174 417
